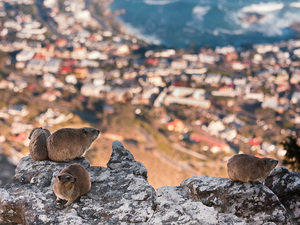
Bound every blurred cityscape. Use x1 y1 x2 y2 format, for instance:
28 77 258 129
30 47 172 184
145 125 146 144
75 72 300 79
0 0 299 188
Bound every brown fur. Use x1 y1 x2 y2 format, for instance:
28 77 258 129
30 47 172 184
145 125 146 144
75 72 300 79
28 127 51 161
227 154 278 182
53 163 91 206
47 127 100 162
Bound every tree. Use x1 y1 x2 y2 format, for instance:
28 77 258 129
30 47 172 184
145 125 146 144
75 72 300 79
281 133 300 172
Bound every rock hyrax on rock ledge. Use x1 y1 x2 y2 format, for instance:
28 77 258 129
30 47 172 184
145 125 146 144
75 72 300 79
28 127 51 161
53 163 91 206
47 127 100 161
227 154 278 182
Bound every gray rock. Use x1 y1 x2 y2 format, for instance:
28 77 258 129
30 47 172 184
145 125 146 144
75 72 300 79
0 154 16 187
181 176 290 224
0 141 298 225
264 166 300 224
0 141 156 224
149 185 246 225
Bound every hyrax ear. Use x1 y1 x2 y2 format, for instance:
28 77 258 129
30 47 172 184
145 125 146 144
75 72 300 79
72 177 77 183
57 175 62 181
82 128 88 134
28 129 34 140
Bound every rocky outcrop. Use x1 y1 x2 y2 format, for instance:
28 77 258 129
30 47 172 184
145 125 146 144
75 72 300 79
0 154 16 187
0 141 299 224
265 166 300 224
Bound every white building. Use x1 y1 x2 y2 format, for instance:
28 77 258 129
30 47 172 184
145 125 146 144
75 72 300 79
16 50 35 62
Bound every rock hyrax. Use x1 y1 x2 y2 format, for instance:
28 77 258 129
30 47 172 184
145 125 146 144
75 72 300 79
227 154 278 182
53 163 91 206
47 127 100 161
28 127 51 161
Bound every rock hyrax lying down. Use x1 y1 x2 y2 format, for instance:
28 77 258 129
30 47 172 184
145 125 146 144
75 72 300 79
28 127 51 161
47 127 100 161
227 154 278 182
53 163 91 206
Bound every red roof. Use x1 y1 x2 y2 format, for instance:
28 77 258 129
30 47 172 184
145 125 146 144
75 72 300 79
248 139 260 146
59 66 73 74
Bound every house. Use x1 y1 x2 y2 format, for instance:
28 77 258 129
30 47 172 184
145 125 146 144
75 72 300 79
114 44 130 56
16 50 35 62
220 129 237 141
254 43 279 54
106 88 133 104
191 73 206 84
139 86 159 105
36 108 73 126
11 122 33 134
231 61 248 71
71 46 87 59
79 60 99 68
59 66 73 75
26 58 45 72
233 77 247 86
164 86 210 109
262 95 278 110
54 48 71 58
171 60 188 70
147 76 165 87
87 51 108 60
225 52 238 63
220 76 232 85
80 83 111 97
166 119 185 132
43 58 62 73
291 92 300 104
43 73 57 88
290 70 300 85
182 54 199 62
65 75 77 85
0 80 14 90
212 85 237 97
215 45 235 55
276 82 290 93
41 90 62 102
207 120 225 136
55 38 67 48
199 53 217 64
146 58 159 66
244 91 264 102
204 73 221 85
73 67 88 78
123 69 138 80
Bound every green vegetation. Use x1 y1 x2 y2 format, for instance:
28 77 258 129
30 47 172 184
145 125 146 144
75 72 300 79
282 133 300 172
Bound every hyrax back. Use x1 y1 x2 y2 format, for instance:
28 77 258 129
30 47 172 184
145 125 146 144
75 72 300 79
227 154 278 182
28 127 51 161
47 127 100 161
53 163 91 206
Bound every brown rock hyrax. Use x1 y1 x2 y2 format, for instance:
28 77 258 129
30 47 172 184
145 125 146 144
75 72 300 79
227 154 278 182
47 127 100 161
28 127 51 161
53 163 91 206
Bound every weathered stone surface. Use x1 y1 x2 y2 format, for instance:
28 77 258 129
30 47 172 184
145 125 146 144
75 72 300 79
0 154 16 187
0 141 156 224
0 141 299 225
150 185 246 225
264 166 300 224
181 176 290 224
